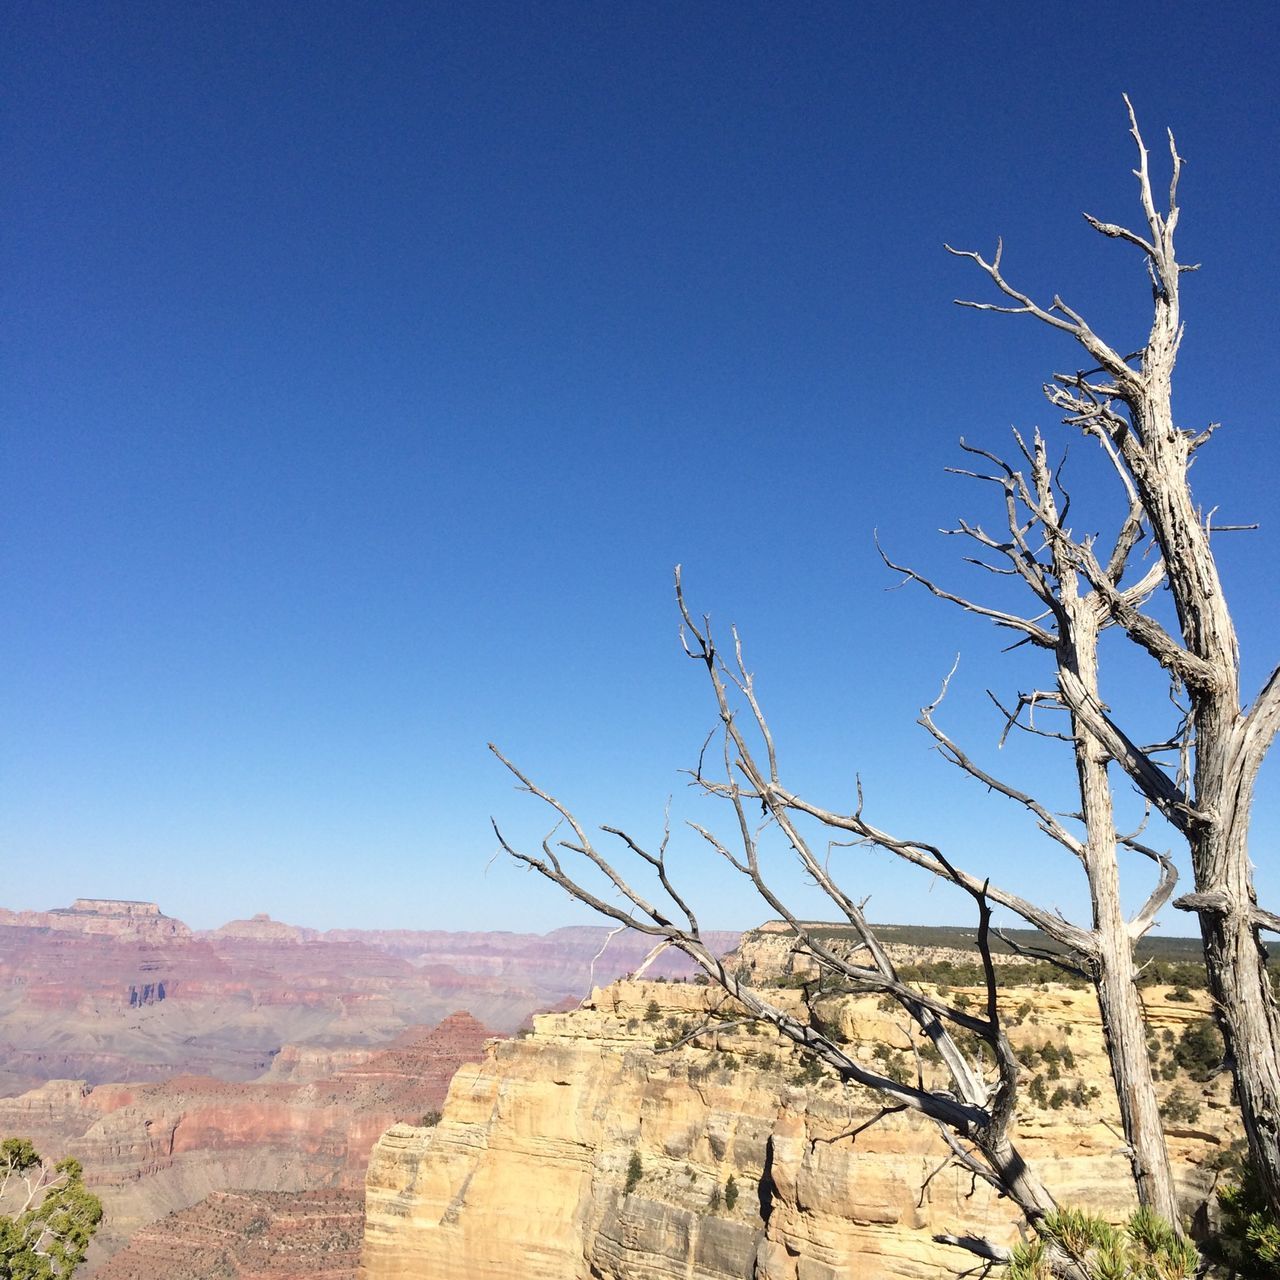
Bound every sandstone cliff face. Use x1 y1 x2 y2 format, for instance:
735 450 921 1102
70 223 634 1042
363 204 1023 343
361 981 1234 1280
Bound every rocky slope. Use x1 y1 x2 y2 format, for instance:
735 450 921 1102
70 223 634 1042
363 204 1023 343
360 979 1236 1280
0 1012 494 1269
0 900 738 1093
94 1188 363 1280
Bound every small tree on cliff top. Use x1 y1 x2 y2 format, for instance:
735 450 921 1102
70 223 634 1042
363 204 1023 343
0 1138 103 1279
490 102 1280 1272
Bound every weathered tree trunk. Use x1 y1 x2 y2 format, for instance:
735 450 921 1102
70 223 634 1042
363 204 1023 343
1130 318 1280 1214
951 102 1280 1217
1187 778 1280 1211
1058 553 1181 1224
1092 903 1179 1217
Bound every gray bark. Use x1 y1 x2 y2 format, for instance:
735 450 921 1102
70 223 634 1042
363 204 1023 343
954 98 1280 1215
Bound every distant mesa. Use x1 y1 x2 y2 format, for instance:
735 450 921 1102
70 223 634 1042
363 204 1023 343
66 898 162 917
0 897 194 940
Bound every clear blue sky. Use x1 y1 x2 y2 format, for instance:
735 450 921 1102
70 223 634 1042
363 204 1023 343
4 0 1278 933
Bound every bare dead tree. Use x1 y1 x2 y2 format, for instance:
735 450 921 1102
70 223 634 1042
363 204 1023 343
487 101 1277 1269
874 423 1181 1226
492 575 1104 1275
943 97 1280 1217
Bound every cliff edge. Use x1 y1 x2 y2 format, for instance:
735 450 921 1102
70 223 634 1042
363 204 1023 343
361 979 1233 1280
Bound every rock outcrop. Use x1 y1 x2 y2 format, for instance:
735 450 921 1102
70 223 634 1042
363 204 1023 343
361 980 1236 1280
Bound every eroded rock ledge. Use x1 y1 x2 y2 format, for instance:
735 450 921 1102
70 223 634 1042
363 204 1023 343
361 979 1232 1280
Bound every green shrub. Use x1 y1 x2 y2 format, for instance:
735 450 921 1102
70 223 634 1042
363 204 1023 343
0 1138 103 1279
1206 1162 1280 1278
624 1151 643 1195
724 1174 738 1211
643 1000 661 1024
1172 1018 1223 1082
1160 1086 1200 1124
1135 960 1208 991
1009 1206 1197 1280
791 1058 824 1087
1068 1081 1097 1107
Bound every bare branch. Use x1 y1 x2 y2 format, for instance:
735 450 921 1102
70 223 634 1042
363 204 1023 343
1123 839 1180 941
1055 669 1203 834
933 1234 1013 1265
1081 211 1156 258
810 1103 909 1148
1243 662 1280 772
987 689 1074 747
946 241 1136 386
921 667 1087 862
876 534 1056 647
993 930 1091 982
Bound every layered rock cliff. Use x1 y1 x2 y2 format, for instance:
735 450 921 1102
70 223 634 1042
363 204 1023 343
0 1013 494 1269
361 980 1235 1280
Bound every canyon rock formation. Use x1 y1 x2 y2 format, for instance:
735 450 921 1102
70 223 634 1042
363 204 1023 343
94 1188 364 1280
361 978 1236 1280
0 1012 493 1269
0 899 739 1094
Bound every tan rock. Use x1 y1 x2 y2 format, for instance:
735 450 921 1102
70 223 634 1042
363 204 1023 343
361 979 1234 1280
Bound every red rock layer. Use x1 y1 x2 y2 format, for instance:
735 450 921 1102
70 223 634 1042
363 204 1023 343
0 1013 495 1265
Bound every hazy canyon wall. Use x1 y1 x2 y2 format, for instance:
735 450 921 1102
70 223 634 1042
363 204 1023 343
0 900 737 1093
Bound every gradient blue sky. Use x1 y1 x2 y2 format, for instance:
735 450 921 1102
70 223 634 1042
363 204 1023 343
5 1 1278 933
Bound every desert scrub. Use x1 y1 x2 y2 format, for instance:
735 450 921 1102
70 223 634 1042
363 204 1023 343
1208 1161 1280 1277
1009 1206 1196 1279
